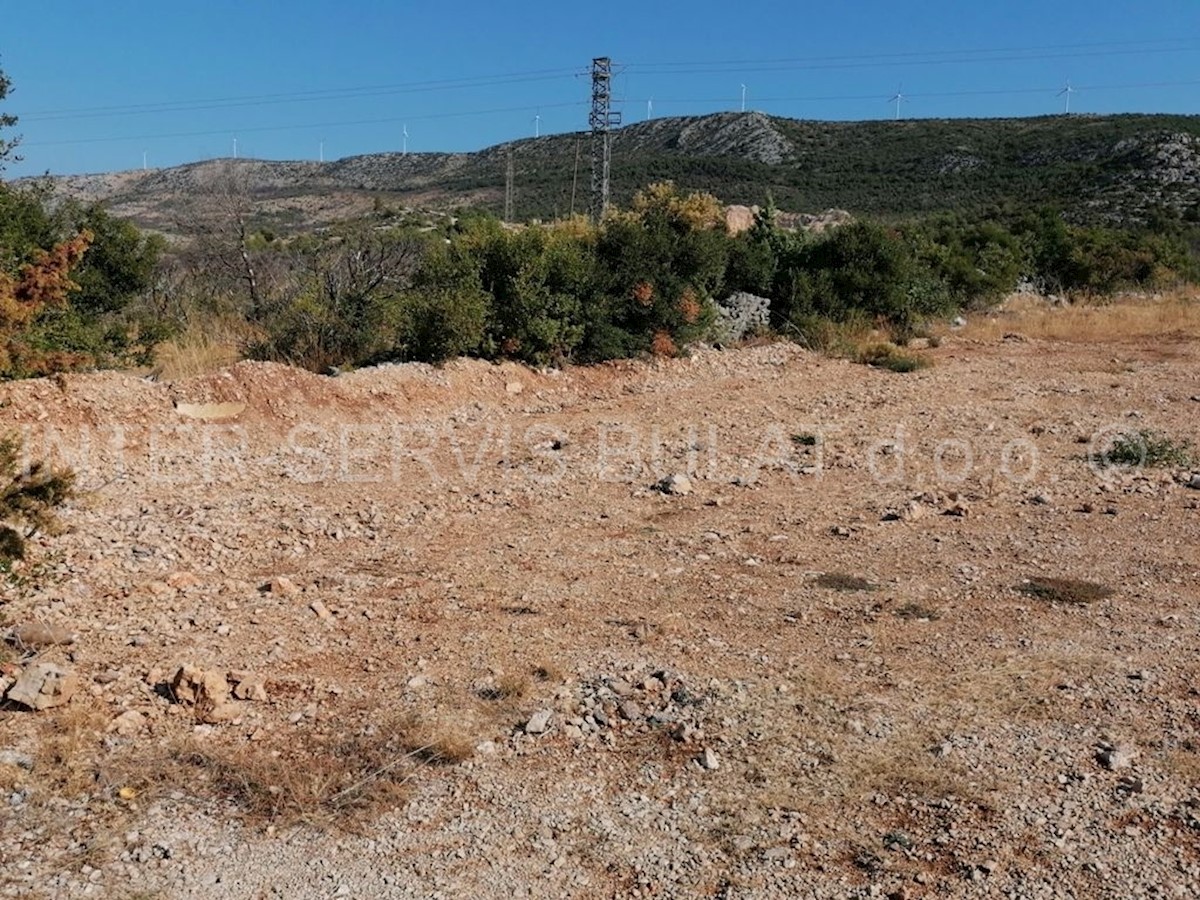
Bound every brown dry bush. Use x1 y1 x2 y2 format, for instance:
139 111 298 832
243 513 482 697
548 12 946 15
651 330 677 357
123 713 473 830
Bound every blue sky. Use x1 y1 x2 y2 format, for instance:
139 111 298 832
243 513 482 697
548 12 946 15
3 1 1199 177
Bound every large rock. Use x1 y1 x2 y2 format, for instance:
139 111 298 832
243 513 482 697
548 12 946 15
524 709 553 735
170 664 237 724
725 205 757 236
713 292 771 344
655 473 693 496
107 710 146 737
6 664 79 710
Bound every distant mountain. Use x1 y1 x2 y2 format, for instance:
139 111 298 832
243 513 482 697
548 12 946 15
21 111 1200 237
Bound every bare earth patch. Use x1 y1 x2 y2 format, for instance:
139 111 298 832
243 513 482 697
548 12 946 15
1 324 1199 897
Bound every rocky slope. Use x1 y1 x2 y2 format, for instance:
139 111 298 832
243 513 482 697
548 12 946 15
19 112 1200 236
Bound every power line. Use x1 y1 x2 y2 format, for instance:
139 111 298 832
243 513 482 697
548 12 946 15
16 68 585 122
13 37 1200 125
634 78 1200 108
20 101 587 148
627 37 1200 72
20 70 1200 151
625 44 1200 78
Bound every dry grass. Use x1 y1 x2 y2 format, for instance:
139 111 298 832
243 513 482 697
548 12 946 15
1018 576 1115 606
895 602 941 621
857 342 932 373
32 705 110 798
955 291 1200 343
120 712 473 830
814 572 876 592
476 672 531 702
152 318 247 381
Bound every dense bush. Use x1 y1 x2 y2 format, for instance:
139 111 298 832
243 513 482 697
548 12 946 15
0 184 166 377
244 226 423 370
771 221 954 341
232 187 1200 373
5 168 1200 381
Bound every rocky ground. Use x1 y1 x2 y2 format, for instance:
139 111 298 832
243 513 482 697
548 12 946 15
1 331 1199 898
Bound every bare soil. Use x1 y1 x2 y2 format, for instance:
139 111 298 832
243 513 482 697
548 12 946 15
2 332 1199 898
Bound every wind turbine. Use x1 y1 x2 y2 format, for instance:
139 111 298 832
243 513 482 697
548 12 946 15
142 150 147 171
534 112 541 138
1058 79 1076 114
233 137 238 159
402 124 408 155
740 84 747 112
319 140 324 163
646 97 653 121
889 85 907 121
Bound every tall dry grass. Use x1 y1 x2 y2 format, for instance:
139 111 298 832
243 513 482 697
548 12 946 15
952 290 1200 343
152 317 252 381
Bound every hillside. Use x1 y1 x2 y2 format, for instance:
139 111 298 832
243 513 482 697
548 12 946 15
21 111 1200 236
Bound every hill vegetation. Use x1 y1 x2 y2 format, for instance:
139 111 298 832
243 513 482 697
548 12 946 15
27 111 1200 235
3 58 1200 382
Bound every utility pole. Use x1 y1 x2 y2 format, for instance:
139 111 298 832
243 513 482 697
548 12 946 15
569 137 581 218
589 56 620 220
504 152 514 223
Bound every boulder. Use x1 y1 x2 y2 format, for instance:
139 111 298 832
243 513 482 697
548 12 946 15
713 292 771 344
107 710 146 737
656 473 693 496
724 205 756 236
169 664 234 724
6 663 78 711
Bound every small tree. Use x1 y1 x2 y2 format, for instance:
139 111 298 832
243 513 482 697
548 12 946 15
0 434 75 563
0 230 93 376
1 60 19 172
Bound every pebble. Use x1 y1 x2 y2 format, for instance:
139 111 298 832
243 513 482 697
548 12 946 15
1096 743 1137 771
525 709 553 735
618 700 642 721
656 473 693 496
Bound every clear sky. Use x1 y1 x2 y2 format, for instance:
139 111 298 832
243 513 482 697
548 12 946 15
3 1 1199 177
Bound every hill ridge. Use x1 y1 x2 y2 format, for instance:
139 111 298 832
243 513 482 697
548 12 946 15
20 111 1200 235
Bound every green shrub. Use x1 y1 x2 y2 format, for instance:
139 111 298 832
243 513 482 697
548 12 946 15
1093 429 1193 469
858 342 932 373
391 288 488 364
0 434 75 562
772 222 953 342
478 226 591 365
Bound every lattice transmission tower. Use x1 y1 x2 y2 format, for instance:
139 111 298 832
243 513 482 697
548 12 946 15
589 57 621 220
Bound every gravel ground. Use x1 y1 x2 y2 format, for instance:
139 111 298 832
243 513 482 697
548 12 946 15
2 334 1199 898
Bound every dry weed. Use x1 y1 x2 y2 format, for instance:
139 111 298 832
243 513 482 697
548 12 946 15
815 573 876 592
955 291 1200 343
152 318 247 380
1018 576 1114 606
115 713 472 830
